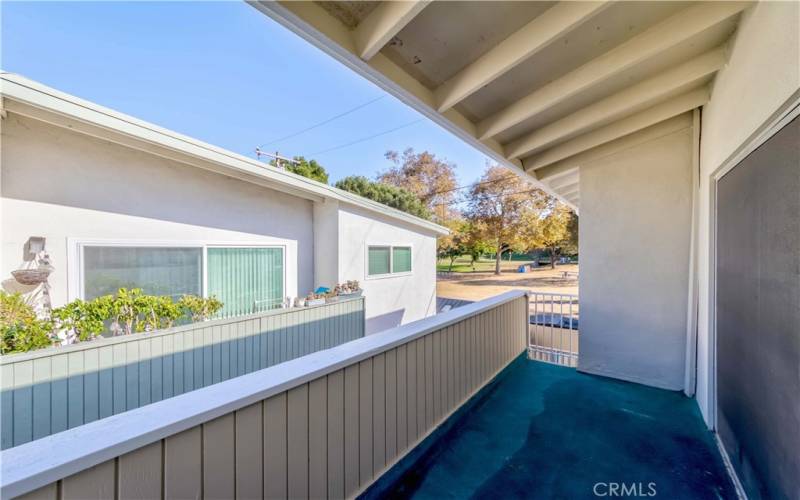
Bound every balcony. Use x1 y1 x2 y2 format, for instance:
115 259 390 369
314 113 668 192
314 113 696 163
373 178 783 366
0 291 737 499
365 357 735 499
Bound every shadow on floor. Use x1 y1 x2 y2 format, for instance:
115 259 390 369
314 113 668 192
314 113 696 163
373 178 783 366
365 357 736 499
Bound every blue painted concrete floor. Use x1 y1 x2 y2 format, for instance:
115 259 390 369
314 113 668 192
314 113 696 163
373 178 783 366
367 356 736 499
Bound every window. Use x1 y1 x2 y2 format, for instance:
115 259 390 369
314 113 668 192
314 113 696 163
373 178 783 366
368 246 391 276
392 246 412 273
78 243 285 319
367 245 412 277
207 247 284 318
83 246 202 300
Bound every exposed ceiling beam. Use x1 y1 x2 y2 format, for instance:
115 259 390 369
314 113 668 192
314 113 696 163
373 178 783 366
354 1 431 60
560 188 580 200
536 164 579 183
434 1 610 112
555 182 579 196
549 175 579 191
478 1 751 140
506 46 727 159
533 113 692 182
525 88 709 172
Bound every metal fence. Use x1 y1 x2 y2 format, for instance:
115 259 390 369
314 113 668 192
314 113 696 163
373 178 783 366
528 292 579 367
0 297 365 450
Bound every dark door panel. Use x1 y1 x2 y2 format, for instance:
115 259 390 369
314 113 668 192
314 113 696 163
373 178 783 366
716 115 799 500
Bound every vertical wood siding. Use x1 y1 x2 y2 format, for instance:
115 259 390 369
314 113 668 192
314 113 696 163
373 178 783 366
11 295 527 499
1 298 365 449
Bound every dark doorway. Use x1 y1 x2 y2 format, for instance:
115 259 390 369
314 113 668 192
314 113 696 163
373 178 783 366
716 115 799 499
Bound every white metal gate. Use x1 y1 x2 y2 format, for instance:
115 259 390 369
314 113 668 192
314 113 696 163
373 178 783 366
528 292 579 367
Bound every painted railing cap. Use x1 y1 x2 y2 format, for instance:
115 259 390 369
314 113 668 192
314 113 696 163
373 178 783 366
0 290 528 499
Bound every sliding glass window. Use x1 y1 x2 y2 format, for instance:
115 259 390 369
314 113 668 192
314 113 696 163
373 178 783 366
207 247 284 318
82 246 202 300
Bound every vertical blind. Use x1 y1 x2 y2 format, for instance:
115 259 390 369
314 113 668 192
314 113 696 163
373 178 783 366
207 247 284 318
83 246 202 300
392 246 412 273
368 246 391 275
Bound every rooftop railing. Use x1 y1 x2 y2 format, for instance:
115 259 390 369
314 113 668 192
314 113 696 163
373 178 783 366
528 292 579 367
0 290 529 500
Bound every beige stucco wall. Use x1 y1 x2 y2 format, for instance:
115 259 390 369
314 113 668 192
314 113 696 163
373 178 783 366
1 113 314 305
695 1 800 425
579 118 694 390
337 204 438 334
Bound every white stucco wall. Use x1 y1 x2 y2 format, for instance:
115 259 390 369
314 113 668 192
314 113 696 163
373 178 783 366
1 114 314 306
336 204 438 334
695 1 800 426
579 118 694 390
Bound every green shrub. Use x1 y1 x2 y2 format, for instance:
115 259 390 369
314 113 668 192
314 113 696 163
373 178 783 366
52 295 113 342
1 289 226 355
179 295 223 322
0 292 55 354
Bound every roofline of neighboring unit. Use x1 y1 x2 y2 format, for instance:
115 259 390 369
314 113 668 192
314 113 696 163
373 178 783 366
0 72 449 236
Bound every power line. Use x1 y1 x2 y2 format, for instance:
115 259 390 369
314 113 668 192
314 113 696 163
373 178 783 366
309 119 424 156
256 95 386 149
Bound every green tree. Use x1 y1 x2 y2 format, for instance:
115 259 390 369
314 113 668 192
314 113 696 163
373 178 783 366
334 176 431 220
271 156 329 183
437 219 468 271
519 204 575 269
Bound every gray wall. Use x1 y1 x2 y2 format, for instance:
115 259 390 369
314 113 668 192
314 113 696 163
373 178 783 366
579 117 693 390
1 298 364 450
5 294 528 500
716 116 799 500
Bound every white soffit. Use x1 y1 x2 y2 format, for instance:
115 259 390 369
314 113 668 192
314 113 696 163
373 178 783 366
251 1 752 211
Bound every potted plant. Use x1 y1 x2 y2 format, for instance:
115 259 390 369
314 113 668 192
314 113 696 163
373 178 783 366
305 292 326 307
338 280 362 298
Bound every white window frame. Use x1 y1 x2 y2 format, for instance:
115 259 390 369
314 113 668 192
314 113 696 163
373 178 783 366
67 238 287 302
365 243 413 280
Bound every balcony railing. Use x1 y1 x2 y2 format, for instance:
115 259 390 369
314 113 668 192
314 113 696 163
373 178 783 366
0 291 529 500
0 296 364 450
528 292 579 367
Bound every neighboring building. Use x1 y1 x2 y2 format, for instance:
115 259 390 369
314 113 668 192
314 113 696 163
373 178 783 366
0 74 447 334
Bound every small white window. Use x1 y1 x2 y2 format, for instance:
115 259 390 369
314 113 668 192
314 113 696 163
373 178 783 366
367 245 412 277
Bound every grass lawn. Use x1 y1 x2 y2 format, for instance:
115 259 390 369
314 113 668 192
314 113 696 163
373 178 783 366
437 255 539 273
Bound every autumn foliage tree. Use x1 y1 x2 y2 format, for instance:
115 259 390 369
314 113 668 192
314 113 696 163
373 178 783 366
466 165 546 275
379 148 458 221
518 203 575 269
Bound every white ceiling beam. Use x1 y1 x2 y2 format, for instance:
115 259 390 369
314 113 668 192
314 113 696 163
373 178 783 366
478 1 751 140
560 188 580 200
555 182 579 195
434 1 610 112
525 87 709 172
354 1 431 61
548 175 579 191
533 113 692 182
506 46 726 159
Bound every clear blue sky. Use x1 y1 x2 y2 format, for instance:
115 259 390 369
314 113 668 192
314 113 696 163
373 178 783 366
1 1 492 185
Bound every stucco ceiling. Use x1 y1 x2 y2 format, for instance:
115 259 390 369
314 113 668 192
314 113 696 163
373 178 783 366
252 1 750 210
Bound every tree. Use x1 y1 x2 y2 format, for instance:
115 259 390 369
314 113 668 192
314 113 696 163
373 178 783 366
519 204 574 269
379 148 458 220
461 221 491 271
270 156 329 183
465 165 545 275
437 220 467 271
334 176 431 220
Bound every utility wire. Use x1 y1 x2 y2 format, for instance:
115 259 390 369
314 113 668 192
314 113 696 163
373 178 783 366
256 95 386 149
309 119 424 156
